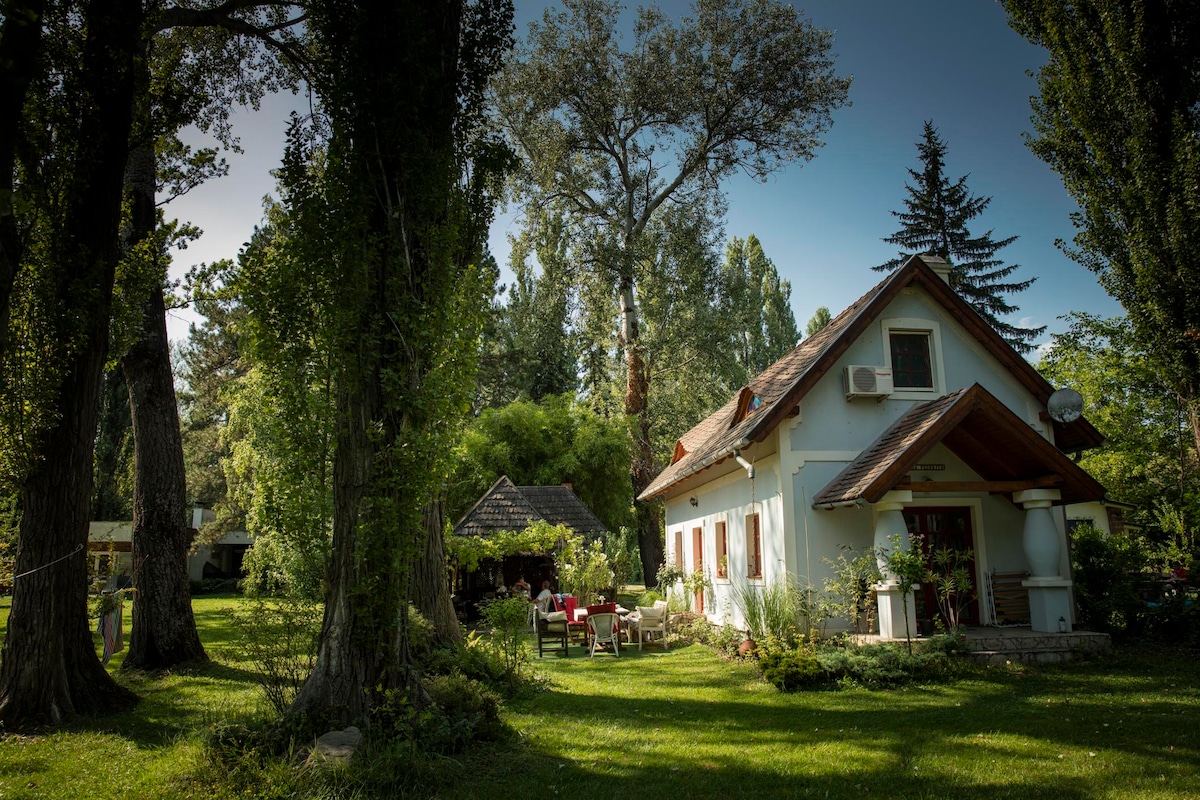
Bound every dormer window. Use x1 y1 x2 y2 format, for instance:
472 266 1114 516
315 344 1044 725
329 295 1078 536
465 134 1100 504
732 387 765 425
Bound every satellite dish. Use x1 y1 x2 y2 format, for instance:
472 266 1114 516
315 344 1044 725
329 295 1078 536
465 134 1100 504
1047 387 1084 424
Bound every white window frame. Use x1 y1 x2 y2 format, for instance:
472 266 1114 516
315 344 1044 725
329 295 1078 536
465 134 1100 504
881 317 946 400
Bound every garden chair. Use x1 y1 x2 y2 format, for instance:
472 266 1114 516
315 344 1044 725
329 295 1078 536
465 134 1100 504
587 611 621 657
536 612 569 658
563 596 588 643
635 601 669 651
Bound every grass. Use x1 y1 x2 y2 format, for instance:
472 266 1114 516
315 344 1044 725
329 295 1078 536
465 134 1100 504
1 594 1199 799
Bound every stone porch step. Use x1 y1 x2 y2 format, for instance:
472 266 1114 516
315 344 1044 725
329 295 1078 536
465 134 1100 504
961 628 1111 665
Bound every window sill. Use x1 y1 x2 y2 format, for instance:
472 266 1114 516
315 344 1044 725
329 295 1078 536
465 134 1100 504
888 388 941 401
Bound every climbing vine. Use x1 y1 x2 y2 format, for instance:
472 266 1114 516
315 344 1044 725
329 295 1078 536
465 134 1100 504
446 520 574 573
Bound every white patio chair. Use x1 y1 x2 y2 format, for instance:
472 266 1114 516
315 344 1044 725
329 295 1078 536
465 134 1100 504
587 612 621 657
635 601 669 651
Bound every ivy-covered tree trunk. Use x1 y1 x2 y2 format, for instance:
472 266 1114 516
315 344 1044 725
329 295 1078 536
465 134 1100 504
621 268 664 586
413 501 461 646
287 0 509 728
0 0 143 729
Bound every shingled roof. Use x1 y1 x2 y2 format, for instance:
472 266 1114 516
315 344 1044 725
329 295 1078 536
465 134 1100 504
811 383 1105 506
638 255 1105 501
453 476 607 539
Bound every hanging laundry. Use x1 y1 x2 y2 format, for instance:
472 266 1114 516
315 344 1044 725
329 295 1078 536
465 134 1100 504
97 591 125 665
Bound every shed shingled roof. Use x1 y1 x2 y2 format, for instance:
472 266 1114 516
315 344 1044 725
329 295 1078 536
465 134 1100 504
638 255 1105 501
453 476 607 538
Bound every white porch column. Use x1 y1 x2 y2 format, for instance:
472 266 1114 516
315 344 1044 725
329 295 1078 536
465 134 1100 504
1014 488 1073 633
872 491 917 640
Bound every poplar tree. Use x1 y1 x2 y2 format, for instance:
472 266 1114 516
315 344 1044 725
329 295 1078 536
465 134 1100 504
721 234 800 380
1003 0 1200 454
283 0 513 727
876 121 1044 353
494 0 849 581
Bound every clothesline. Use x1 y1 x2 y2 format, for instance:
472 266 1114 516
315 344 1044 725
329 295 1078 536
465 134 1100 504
11 543 84 581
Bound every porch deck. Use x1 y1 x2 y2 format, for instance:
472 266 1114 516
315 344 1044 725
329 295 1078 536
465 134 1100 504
853 626 1112 665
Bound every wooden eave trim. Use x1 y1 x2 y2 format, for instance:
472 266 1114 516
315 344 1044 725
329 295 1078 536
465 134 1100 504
894 475 1063 493
862 383 1104 504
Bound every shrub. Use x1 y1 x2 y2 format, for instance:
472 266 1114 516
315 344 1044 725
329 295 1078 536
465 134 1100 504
730 575 810 646
757 648 824 691
814 639 962 688
422 673 507 750
479 596 531 689
556 538 614 606
1070 524 1146 635
822 545 880 634
1142 592 1200 648
635 588 665 607
228 597 321 714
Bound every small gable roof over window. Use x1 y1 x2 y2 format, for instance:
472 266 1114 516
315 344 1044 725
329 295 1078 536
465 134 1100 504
639 255 1104 501
453 476 607 539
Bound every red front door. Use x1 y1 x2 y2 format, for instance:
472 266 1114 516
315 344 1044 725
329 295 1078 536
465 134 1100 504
903 507 980 627
692 527 704 613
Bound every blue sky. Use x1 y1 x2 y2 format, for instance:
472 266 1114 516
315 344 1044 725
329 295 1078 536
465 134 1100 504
166 0 1123 353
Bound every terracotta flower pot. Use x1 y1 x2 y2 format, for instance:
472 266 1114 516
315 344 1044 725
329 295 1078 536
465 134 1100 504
737 638 757 657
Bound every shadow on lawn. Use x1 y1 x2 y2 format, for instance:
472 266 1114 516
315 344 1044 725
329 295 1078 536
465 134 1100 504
504 645 1199 799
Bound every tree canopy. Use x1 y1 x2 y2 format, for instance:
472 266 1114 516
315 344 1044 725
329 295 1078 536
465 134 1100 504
494 0 848 581
1003 0 1200 448
1039 313 1198 548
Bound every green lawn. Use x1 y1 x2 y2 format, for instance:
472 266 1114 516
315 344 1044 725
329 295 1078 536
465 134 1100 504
1 595 1198 799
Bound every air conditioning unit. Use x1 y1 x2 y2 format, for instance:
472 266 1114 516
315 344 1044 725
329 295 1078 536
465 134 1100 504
843 365 894 399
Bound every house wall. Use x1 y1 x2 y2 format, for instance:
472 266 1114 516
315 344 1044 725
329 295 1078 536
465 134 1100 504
665 282 1082 632
664 454 785 630
88 519 253 585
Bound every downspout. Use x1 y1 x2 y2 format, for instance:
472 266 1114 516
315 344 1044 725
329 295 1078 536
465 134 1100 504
732 448 755 479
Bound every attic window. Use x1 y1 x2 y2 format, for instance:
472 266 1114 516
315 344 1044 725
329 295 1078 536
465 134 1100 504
890 332 932 388
746 395 763 414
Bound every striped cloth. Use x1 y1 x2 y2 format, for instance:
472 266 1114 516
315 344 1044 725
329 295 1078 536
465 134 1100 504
97 593 124 665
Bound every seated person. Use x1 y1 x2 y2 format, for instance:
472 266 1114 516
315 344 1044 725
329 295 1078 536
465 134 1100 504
535 580 554 613
511 577 531 599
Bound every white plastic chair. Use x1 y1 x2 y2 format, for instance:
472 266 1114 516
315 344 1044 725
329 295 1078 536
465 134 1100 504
587 612 621 657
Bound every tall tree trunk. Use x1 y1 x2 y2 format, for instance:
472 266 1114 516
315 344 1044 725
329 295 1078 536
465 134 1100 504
122 284 207 669
119 113 206 670
620 274 664 585
0 0 143 729
286 0 487 728
288 367 412 726
412 500 461 646
0 0 47 355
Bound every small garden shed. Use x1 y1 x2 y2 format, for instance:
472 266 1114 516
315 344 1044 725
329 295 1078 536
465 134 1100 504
451 475 607 615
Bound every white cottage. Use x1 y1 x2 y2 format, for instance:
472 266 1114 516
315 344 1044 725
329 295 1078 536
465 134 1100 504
639 255 1107 637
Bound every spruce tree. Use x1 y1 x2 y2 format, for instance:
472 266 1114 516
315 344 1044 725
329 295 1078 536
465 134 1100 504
877 121 1044 353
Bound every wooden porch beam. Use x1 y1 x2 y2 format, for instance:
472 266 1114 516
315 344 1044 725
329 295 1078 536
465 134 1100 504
894 475 1063 494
